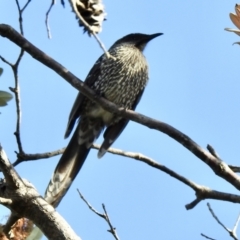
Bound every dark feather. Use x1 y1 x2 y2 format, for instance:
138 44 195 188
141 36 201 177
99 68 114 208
45 33 161 208
98 88 145 158
45 128 91 207
65 56 103 138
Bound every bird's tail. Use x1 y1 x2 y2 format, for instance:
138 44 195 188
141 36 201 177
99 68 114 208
45 118 103 207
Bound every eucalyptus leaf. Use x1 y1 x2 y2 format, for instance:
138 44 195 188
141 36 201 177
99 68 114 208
0 68 3 77
0 90 13 106
224 27 240 36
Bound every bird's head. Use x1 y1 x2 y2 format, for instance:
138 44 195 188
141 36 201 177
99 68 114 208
113 33 163 51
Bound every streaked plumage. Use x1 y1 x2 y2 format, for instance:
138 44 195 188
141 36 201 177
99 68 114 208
45 33 163 207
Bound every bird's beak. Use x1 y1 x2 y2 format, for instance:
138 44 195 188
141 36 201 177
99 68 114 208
147 33 164 42
139 33 163 45
136 33 163 51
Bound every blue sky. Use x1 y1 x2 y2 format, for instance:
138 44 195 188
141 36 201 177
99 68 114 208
1 0 240 239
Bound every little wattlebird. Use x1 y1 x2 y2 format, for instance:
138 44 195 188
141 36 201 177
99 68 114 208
45 33 163 207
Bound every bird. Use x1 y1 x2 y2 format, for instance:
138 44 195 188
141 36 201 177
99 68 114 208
45 32 163 207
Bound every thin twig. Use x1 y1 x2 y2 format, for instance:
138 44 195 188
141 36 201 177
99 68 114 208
10 143 215 193
10 77 23 155
71 2 111 58
92 33 113 59
207 203 238 240
0 147 80 239
207 203 230 231
15 0 23 35
9 143 240 209
77 189 105 218
207 144 221 159
15 0 31 35
200 233 216 240
61 0 65 7
0 56 13 67
229 165 240 173
77 190 120 240
232 212 240 239
12 147 66 166
21 0 31 13
102 204 120 240
15 48 25 67
2 24 240 194
45 0 56 39
0 144 22 189
10 0 32 154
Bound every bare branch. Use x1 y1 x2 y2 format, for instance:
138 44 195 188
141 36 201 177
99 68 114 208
10 77 24 155
0 145 22 189
45 0 55 39
201 233 217 240
0 55 13 67
186 188 240 210
2 1 32 155
93 145 240 210
77 189 105 218
15 0 23 34
12 147 66 167
10 144 240 209
186 198 202 210
229 165 240 173
206 144 240 174
207 144 221 159
92 144 203 191
12 0 32 155
15 0 31 35
207 203 238 240
0 147 81 239
70 2 110 58
77 190 120 240
21 0 31 13
207 203 230 232
232 213 240 239
102 204 120 240
1 24 240 194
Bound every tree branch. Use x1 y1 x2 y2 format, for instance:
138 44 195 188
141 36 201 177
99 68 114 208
9 143 240 209
45 0 55 39
12 147 66 166
207 203 239 240
0 24 240 194
77 190 120 240
0 145 81 240
201 233 216 240
1 1 32 156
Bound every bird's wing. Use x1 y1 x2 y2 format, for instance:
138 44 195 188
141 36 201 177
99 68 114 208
45 56 104 207
98 88 145 158
64 55 104 138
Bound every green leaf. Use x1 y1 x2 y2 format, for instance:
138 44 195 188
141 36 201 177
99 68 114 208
0 68 3 77
0 90 13 106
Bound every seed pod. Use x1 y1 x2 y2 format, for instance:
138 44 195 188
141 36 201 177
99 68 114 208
69 0 106 34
